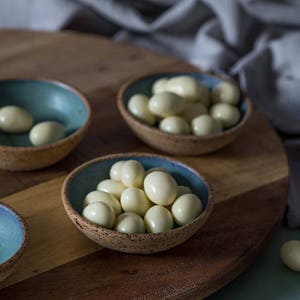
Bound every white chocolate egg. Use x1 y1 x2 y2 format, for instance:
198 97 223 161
145 167 168 175
159 116 190 135
144 171 178 206
83 190 121 215
29 121 65 146
191 114 223 136
120 187 152 216
210 103 240 128
97 179 125 199
110 161 125 181
121 160 145 188
114 212 145 233
144 205 174 233
182 102 208 122
177 185 192 196
280 240 300 272
128 94 156 125
148 92 185 118
0 105 33 133
166 76 209 104
171 193 203 225
152 78 168 94
82 201 115 228
211 81 240 105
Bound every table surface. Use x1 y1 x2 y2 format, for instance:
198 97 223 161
0 30 292 299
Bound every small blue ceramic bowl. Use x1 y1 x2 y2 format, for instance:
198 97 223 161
0 203 29 282
0 79 91 170
62 153 214 254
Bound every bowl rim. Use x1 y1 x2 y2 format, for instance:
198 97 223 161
62 152 214 239
117 71 253 140
0 78 92 151
0 202 29 270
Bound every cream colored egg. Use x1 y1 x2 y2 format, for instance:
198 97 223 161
29 121 65 146
177 185 192 196
144 171 178 206
159 116 190 135
191 114 223 136
152 78 168 94
128 94 156 125
280 240 300 272
121 160 145 188
83 190 121 215
171 193 203 225
211 81 240 105
114 212 145 233
97 179 125 199
182 102 208 123
148 92 185 118
120 188 152 216
166 76 209 104
82 201 115 228
210 103 240 128
110 161 125 181
144 205 174 233
146 167 168 175
0 105 33 133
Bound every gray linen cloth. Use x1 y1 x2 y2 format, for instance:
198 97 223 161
1 0 300 226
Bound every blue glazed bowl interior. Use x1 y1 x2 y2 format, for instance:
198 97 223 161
67 155 209 216
0 80 89 147
0 205 24 264
123 72 247 128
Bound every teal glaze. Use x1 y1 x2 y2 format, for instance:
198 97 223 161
67 155 209 215
0 80 89 147
0 204 24 263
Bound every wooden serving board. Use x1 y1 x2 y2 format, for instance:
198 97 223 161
0 30 288 299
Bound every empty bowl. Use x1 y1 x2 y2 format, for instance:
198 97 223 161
0 203 29 282
62 153 213 254
0 79 91 171
117 72 253 155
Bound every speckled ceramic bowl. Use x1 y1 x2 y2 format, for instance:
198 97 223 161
62 153 213 254
117 72 253 155
0 203 29 282
0 79 91 171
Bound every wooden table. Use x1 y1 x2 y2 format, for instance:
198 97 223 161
0 30 289 299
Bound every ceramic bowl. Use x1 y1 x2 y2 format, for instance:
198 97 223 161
0 79 91 171
117 72 253 155
62 153 213 254
0 203 29 282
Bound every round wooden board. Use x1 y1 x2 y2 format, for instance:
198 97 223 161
0 31 288 299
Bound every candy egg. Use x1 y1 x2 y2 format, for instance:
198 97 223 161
29 121 65 146
166 76 209 104
152 78 168 94
210 103 240 128
280 240 300 272
177 185 192 196
0 105 33 133
110 161 125 181
211 81 240 105
114 212 145 233
145 167 168 175
121 160 145 188
144 171 178 206
82 201 115 228
97 179 125 199
120 187 152 216
83 190 121 215
182 102 208 122
191 114 223 136
159 116 190 135
128 94 156 125
171 193 203 225
148 92 185 118
144 205 174 233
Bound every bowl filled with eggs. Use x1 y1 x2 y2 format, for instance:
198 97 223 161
0 203 29 282
62 153 213 254
0 79 91 171
117 72 253 155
